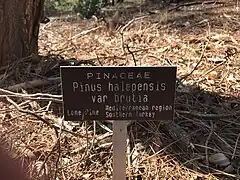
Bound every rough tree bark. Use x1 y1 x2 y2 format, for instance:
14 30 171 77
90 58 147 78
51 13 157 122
0 0 44 67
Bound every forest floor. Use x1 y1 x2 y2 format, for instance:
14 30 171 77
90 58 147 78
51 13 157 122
1 0 240 179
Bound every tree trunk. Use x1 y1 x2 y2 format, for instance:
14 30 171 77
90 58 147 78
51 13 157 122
0 0 44 67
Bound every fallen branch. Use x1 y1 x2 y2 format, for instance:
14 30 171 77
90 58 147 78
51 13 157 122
0 88 62 103
169 1 224 12
177 110 240 119
7 77 60 91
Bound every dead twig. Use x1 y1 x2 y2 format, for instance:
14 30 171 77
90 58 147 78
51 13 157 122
205 120 214 172
179 42 209 86
5 96 83 137
37 139 59 178
70 26 102 41
120 16 148 33
0 88 62 103
195 60 227 84
232 133 240 160
6 96 58 132
126 44 137 66
70 132 112 155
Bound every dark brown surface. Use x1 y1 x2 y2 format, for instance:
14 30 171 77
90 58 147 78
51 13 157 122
61 66 177 121
0 0 43 66
0 145 30 180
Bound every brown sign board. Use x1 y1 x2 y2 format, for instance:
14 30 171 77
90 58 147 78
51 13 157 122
60 66 177 121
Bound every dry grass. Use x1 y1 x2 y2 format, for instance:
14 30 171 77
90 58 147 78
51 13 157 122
0 0 240 179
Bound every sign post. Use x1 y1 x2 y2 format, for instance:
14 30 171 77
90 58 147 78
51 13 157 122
113 120 127 180
60 66 177 179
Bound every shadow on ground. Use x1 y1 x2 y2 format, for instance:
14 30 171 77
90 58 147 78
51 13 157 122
127 82 240 179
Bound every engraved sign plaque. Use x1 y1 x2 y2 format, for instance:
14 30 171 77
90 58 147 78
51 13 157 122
60 66 177 121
